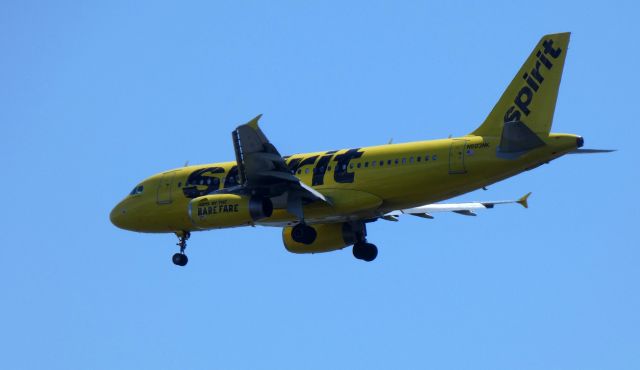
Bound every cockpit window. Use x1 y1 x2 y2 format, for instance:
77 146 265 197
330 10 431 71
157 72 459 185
129 185 144 195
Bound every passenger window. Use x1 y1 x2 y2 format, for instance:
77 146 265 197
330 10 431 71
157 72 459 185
372 161 376 167
387 160 391 165
409 157 414 163
433 154 438 160
357 163 361 168
328 166 332 171
425 154 429 161
297 170 301 175
417 156 421 162
380 160 384 167
364 162 369 168
305 168 309 174
402 158 406 164
394 159 399 165
350 163 354 169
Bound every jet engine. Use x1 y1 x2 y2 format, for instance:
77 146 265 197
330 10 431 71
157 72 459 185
189 194 273 229
283 222 358 253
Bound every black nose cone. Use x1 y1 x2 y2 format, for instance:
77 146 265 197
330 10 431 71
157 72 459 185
576 136 584 148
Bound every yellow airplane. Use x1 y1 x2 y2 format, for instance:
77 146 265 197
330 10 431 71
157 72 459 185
110 32 611 266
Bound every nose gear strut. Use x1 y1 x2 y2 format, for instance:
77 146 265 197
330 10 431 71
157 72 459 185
172 231 191 266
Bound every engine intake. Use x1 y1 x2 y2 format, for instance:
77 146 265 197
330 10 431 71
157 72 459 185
283 222 358 254
189 194 273 229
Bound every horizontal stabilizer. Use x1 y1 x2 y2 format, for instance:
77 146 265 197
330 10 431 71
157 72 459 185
498 121 546 154
568 149 616 154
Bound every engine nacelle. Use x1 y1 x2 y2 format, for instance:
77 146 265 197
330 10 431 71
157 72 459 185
283 223 357 254
189 194 273 229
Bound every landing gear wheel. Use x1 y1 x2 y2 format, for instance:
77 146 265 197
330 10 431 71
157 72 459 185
352 243 366 260
361 243 378 262
353 242 378 262
172 253 188 266
291 223 317 244
172 231 191 267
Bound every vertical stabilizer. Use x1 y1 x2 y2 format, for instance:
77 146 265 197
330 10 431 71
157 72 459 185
472 33 570 137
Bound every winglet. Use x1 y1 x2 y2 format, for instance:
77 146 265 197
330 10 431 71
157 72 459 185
246 114 263 129
517 192 532 209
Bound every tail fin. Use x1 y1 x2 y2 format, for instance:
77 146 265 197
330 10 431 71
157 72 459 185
472 33 571 137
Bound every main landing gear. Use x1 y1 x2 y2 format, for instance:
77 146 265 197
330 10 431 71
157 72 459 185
350 222 377 262
172 231 190 266
352 242 378 262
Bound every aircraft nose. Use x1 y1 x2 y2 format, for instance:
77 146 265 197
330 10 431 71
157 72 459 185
110 203 128 230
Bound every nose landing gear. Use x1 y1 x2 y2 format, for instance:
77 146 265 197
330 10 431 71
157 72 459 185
172 231 190 266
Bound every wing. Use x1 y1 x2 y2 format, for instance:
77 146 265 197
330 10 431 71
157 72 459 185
382 193 531 221
228 115 329 219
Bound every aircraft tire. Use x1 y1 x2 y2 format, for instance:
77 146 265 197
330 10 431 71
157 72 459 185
172 253 188 266
352 243 364 260
361 243 378 262
353 242 377 262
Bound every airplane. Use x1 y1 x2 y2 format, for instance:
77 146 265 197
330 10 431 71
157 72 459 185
110 32 612 266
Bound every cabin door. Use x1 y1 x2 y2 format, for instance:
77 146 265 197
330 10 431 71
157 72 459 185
449 140 467 174
156 172 176 205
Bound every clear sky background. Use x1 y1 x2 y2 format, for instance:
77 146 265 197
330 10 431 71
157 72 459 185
1 1 639 369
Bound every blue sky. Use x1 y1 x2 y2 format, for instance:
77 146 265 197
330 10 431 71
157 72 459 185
1 1 639 369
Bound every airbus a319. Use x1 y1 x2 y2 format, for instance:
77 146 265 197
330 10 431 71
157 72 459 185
110 33 611 266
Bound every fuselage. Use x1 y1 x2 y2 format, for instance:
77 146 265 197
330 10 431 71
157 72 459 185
110 132 581 233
